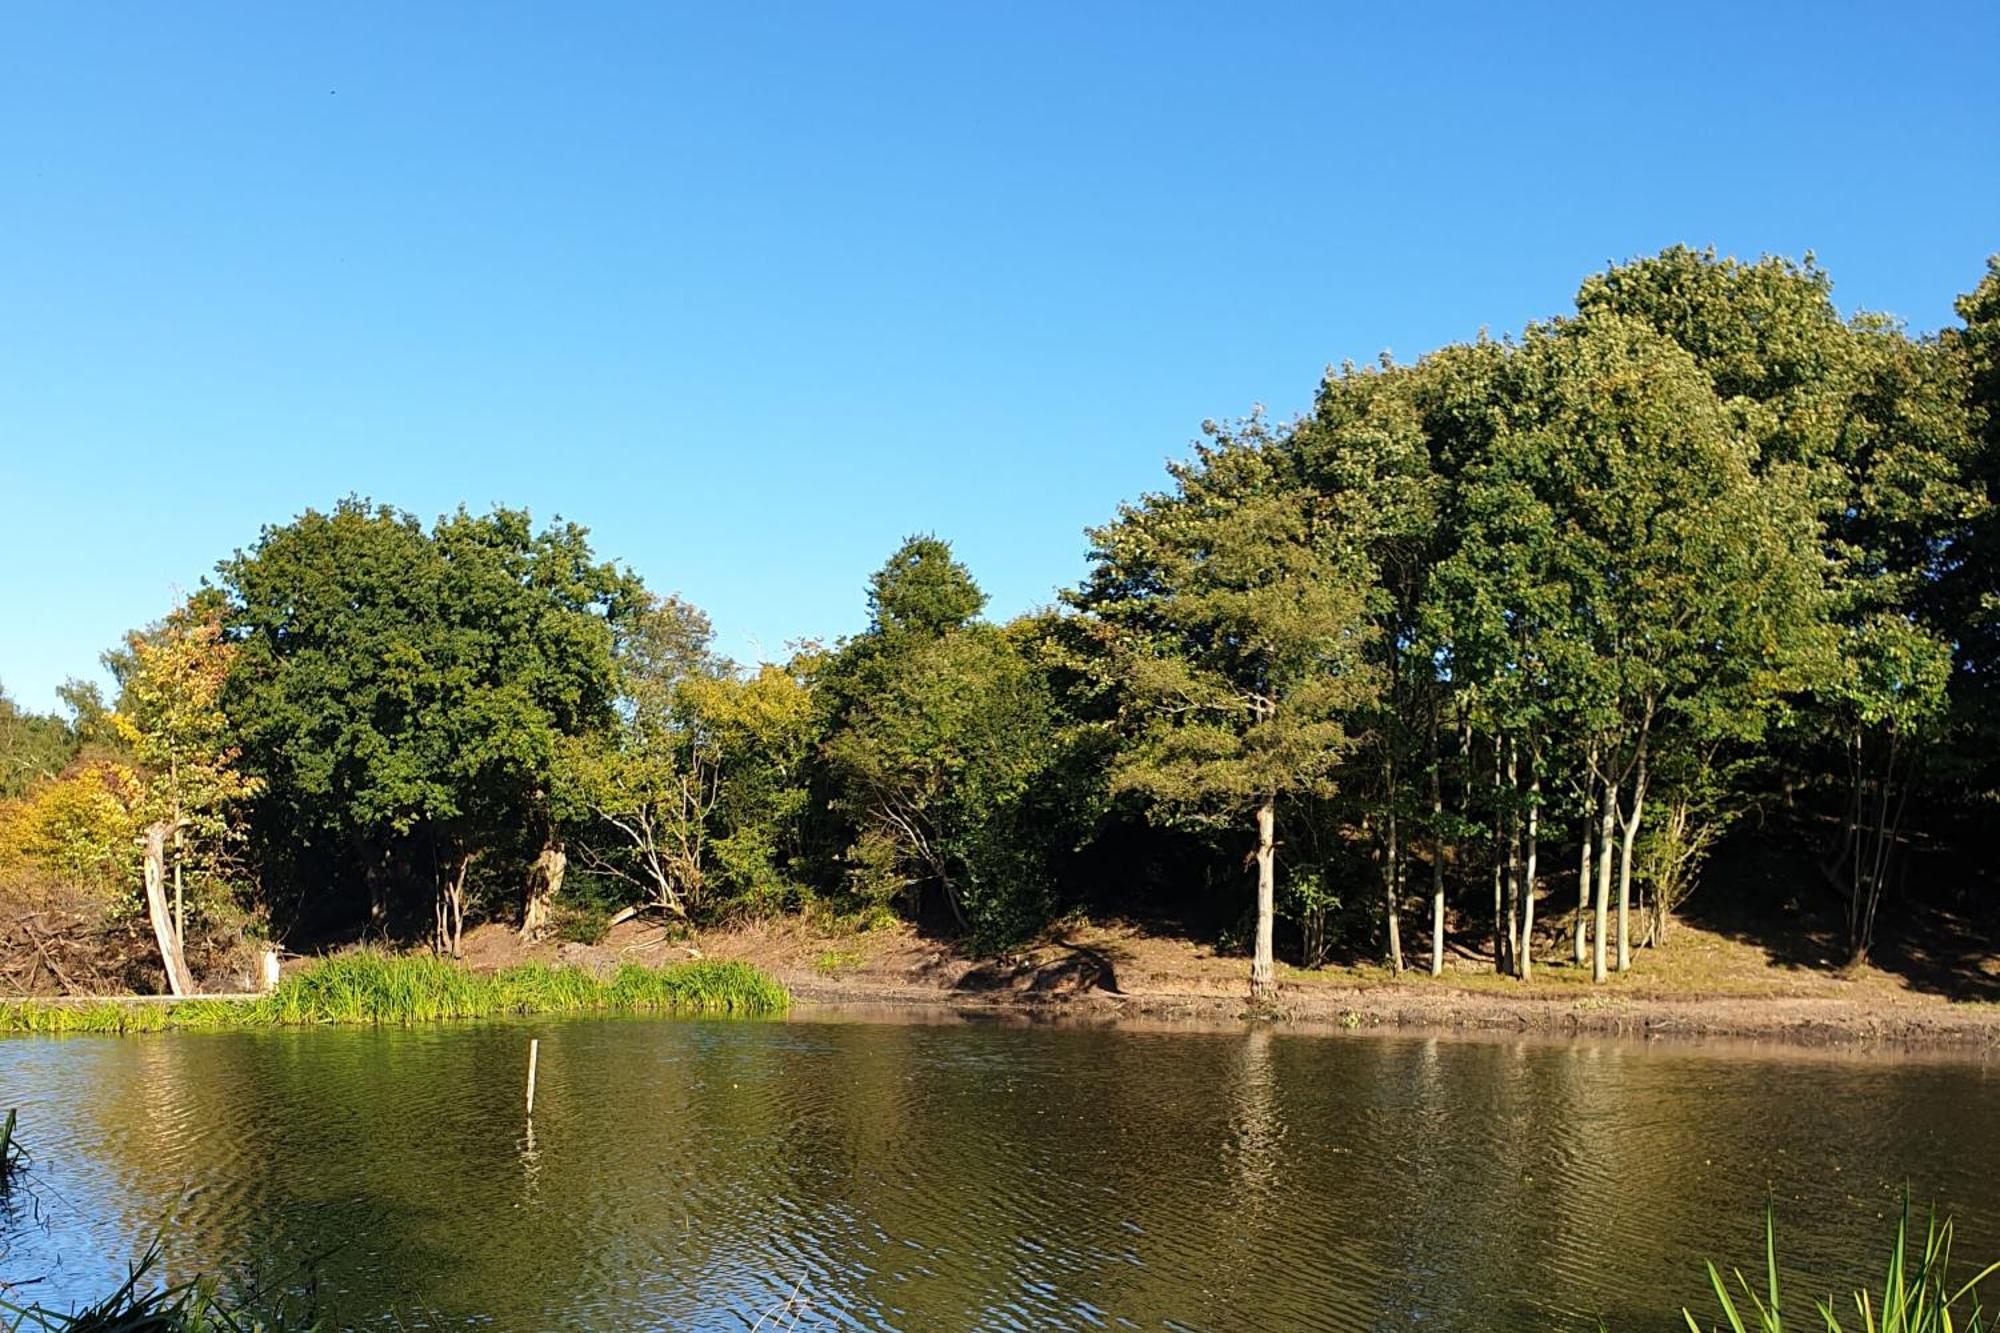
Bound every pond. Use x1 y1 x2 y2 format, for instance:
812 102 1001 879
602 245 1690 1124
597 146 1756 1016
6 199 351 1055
2 1009 1996 1330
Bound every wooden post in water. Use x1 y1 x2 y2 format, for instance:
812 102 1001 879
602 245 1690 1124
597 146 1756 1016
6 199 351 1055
525 1039 540 1116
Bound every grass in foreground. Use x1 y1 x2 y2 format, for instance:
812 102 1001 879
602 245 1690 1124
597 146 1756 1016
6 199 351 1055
0 953 788 1035
2 1246 324 1332
1685 1202 2000 1332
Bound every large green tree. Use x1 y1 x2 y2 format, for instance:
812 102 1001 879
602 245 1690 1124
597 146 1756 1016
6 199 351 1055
818 537 1069 949
1581 248 1983 964
1074 416 1379 1001
221 499 640 951
1291 361 1443 974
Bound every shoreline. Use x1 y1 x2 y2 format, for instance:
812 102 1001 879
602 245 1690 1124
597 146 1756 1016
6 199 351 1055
768 971 2000 1051
12 916 1997 1053
10 967 1995 1051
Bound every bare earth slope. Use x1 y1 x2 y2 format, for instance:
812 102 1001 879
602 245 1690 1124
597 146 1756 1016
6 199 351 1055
457 915 2000 1050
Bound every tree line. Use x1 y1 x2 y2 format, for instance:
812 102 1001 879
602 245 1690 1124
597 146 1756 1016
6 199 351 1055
2 247 1995 997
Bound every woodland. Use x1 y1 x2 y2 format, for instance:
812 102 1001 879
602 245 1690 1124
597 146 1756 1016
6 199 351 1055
4 247 1996 1000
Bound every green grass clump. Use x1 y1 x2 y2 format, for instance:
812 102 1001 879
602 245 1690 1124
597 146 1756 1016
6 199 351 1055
2 1245 323 1331
1684 1202 2000 1332
812 947 865 977
0 954 788 1035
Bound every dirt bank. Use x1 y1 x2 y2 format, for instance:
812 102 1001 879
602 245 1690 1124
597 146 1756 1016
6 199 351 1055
457 915 2000 1051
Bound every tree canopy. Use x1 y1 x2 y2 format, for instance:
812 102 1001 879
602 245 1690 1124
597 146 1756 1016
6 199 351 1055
6 246 1994 1000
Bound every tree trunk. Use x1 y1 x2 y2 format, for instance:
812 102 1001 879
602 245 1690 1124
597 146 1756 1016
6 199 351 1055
1615 825 1637 973
1616 745 1648 975
142 822 195 997
436 852 472 957
1575 743 1596 966
172 825 185 955
1503 739 1521 976
520 842 567 943
1845 724 1912 967
1491 740 1507 975
1519 764 1539 981
1593 770 1616 984
1575 814 1592 966
1251 797 1277 1004
1384 802 1404 974
1429 726 1446 977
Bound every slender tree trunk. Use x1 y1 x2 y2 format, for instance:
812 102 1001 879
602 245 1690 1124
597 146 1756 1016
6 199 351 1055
435 852 472 957
1844 729 1869 962
1847 725 1912 967
1503 738 1521 975
454 854 470 956
1385 799 1404 974
143 821 195 997
170 776 184 950
1616 734 1649 975
1520 763 1539 981
1251 797 1277 1003
1491 739 1507 974
1430 721 1446 977
1593 768 1616 984
1575 808 1592 964
1615 823 1639 973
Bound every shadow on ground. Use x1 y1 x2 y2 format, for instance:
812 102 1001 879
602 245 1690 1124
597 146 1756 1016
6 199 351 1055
1679 835 2000 1002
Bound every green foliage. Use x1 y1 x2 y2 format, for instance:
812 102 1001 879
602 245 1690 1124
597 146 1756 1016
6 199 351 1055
689 662 817 913
1076 413 1378 817
817 539 1080 951
1576 248 1985 960
112 600 260 926
15 244 1993 981
1942 259 2000 817
1073 412 1380 986
0 954 787 1032
0 688 79 802
552 901 612 945
220 500 641 936
556 592 817 923
0 761 142 896
866 534 986 638
811 946 864 976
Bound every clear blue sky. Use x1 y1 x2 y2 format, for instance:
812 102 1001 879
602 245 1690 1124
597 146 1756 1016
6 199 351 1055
4 3 1996 710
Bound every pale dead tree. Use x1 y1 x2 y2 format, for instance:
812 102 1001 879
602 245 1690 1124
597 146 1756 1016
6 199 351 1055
434 850 474 957
140 822 195 996
561 590 731 922
570 746 720 920
519 843 567 943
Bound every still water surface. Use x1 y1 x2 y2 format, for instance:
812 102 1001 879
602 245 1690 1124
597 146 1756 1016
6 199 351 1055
2 1010 1996 1330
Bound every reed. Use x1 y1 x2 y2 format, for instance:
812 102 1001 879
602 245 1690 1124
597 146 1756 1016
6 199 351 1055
0 954 788 1035
1685 1202 2000 1332
1 1246 323 1331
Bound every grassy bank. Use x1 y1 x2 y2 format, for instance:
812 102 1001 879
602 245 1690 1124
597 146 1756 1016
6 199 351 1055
0 953 788 1035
